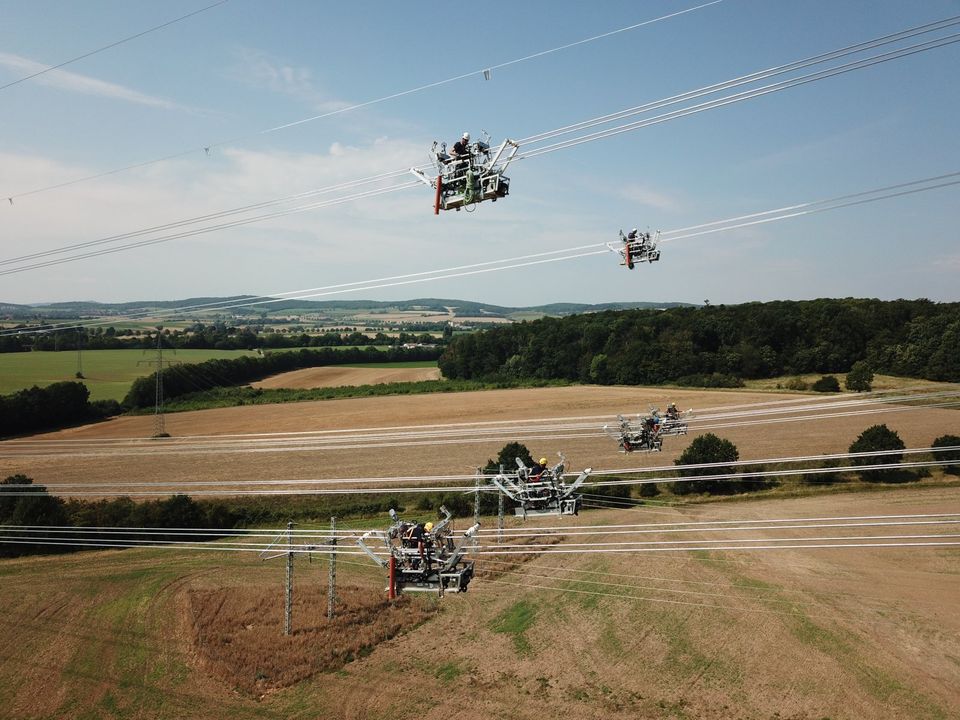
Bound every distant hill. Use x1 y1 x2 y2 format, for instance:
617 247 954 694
1 296 695 320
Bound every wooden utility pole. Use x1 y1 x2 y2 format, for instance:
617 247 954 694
327 516 337 621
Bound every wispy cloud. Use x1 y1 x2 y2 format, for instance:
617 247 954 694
618 183 681 212
230 48 350 113
0 51 187 110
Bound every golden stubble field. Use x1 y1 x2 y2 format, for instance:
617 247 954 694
1 487 958 719
3 385 959 494
249 365 441 389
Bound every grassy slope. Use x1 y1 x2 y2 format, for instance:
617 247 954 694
0 347 402 401
0 349 262 401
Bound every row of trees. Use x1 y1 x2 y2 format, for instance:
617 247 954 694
651 426 959 496
0 382 118 439
439 299 960 385
123 345 441 408
1 323 444 354
0 475 406 558
1 346 440 436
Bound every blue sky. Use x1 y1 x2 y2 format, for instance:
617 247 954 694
1 0 958 307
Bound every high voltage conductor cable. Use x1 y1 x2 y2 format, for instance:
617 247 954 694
516 14 960 146
477 577 941 618
5 530 958 553
3 394 956 456
0 167 415 267
0 179 424 277
472 540 960 555
1 10 944 271
0 239 608 336
0 0 230 92
5 17 958 281
3 385 943 445
0 30 954 315
2 1 723 202
661 177 960 244
0 382 945 448
2 456 955 497
661 170 960 238
4 392 957 456
514 32 960 161
0 245 611 338
480 567 946 611
9 512 956 537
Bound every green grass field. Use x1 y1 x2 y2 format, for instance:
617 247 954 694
0 349 436 402
0 349 263 401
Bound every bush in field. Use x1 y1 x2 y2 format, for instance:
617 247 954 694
812 375 841 392
845 361 874 392
672 434 742 495
483 442 534 474
932 434 960 476
849 424 910 483
674 373 744 388
783 377 809 391
801 458 845 484
638 482 660 497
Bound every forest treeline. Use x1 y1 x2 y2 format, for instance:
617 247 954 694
438 299 960 384
123 345 440 408
0 382 118 439
0 346 440 437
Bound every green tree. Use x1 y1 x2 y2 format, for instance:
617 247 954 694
673 434 741 495
484 442 535 474
931 434 960 476
845 361 874 392
812 375 840 392
0 474 33 521
849 424 909 483
0 476 68 557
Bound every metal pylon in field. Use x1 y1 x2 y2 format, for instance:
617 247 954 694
137 326 178 438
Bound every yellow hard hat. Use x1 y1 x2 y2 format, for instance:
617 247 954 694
539 457 548 464
424 522 434 531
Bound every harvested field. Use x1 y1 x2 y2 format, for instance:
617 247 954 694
0 487 958 719
188 585 432 695
3 385 958 495
250 365 440 389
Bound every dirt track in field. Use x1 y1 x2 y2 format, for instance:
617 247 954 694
3 385 958 493
249 365 441 389
1 486 958 719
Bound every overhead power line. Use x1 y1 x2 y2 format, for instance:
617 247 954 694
4 165 958 340
1 1 723 201
5 16 958 275
2 25 958 299
0 451 955 497
0 1 230 91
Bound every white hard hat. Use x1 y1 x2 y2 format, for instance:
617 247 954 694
462 132 470 140
631 228 638 234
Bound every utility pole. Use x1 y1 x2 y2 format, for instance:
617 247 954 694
327 516 337 621
498 489 504 543
497 465 503 544
137 327 178 438
497 464 505 543
474 468 482 527
284 521 294 636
